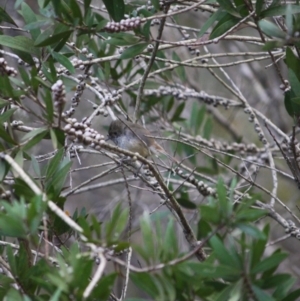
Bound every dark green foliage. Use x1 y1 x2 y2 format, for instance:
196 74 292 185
0 1 298 300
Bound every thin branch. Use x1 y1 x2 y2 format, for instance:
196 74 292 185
133 4 170 122
83 252 107 298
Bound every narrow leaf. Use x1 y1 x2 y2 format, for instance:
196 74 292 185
102 0 125 22
120 43 148 60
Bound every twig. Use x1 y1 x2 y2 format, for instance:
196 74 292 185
120 247 132 300
83 251 107 298
133 4 170 122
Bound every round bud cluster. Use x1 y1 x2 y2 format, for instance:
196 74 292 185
285 137 300 165
0 58 17 77
175 167 216 197
253 121 267 144
72 81 86 107
1 190 11 200
52 79 66 113
64 118 105 149
147 44 154 52
71 57 85 70
192 135 261 155
103 90 121 107
279 79 290 92
11 120 24 128
105 245 126 258
62 81 86 118
285 220 300 239
151 19 160 26
104 17 142 33
145 86 230 109
243 106 255 122
182 29 190 40
38 70 47 82
239 152 269 176
295 142 300 166
81 48 88 54
187 46 200 56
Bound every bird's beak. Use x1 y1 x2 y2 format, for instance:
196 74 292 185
106 135 111 141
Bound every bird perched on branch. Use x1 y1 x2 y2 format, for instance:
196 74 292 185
108 119 178 163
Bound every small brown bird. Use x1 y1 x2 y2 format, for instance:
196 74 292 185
108 119 177 162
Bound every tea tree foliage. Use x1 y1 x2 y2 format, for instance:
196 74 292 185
0 0 300 300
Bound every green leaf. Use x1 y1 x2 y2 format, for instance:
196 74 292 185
209 235 241 269
171 102 185 122
172 52 186 82
48 160 72 197
216 177 232 218
200 204 221 224
139 212 155 262
260 4 300 18
0 98 9 109
51 52 75 74
273 276 295 299
50 128 65 149
286 47 300 83
69 0 83 22
21 2 40 40
284 90 294 117
0 158 9 182
197 218 212 240
216 0 239 17
0 125 17 145
251 252 287 274
45 148 64 179
236 208 266 222
105 204 128 243
255 0 265 16
22 127 48 142
215 284 235 301
258 20 286 38
285 4 293 35
187 262 240 278
162 218 178 257
0 35 38 55
252 285 275 301
199 9 225 37
150 0 160 11
210 14 241 39
120 43 148 59
91 273 117 299
0 208 27 238
6 246 17 275
228 279 243 301
203 116 213 139
176 195 197 209
0 6 17 26
233 0 248 17
282 288 300 301
102 0 125 22
262 273 293 289
130 273 159 298
237 223 265 239
291 96 300 105
31 155 41 178
43 89 54 122
288 70 300 117
0 108 17 124
35 30 73 47
22 129 48 151
190 103 206 135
